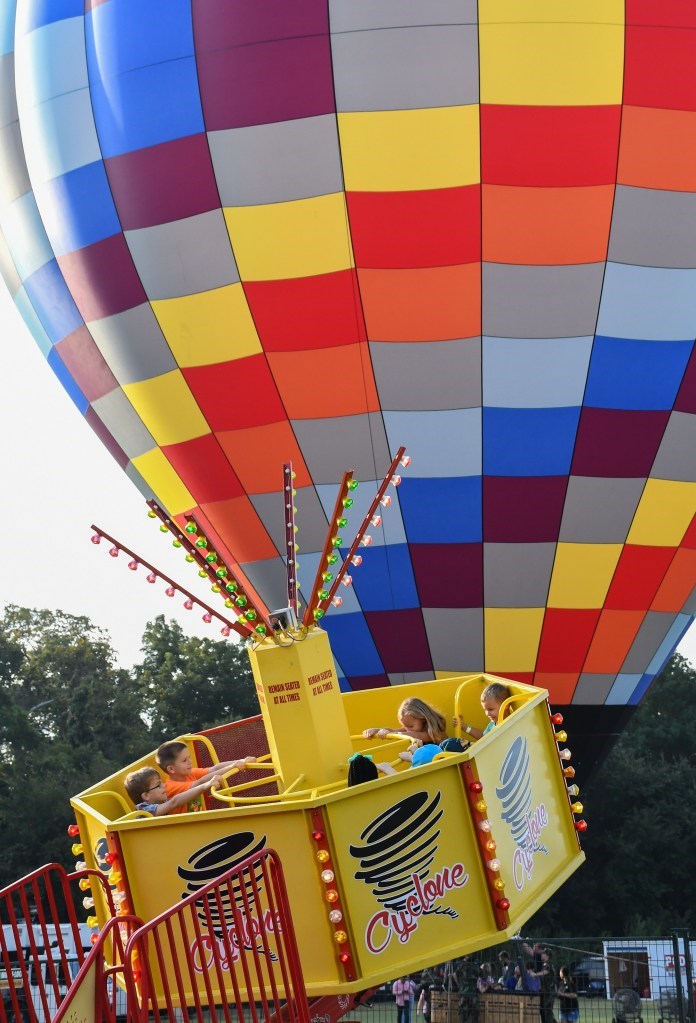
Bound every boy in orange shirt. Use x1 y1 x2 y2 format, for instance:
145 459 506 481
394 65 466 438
156 740 256 814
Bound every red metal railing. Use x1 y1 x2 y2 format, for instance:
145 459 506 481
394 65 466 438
122 848 310 1023
0 862 120 1023
1 850 310 1023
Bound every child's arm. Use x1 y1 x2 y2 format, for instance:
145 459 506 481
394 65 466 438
452 715 485 741
363 726 400 739
363 727 423 745
196 756 256 782
156 775 220 815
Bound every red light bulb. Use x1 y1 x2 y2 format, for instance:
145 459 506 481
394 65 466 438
469 781 483 793
551 713 564 725
497 898 511 911
575 820 588 832
67 824 80 837
339 952 351 964
312 830 325 842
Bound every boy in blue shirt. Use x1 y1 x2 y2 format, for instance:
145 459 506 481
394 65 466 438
125 766 221 816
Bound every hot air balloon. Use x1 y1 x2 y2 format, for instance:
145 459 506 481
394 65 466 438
0 0 695 781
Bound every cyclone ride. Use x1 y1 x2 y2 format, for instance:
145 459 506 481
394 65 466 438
1 0 696 1018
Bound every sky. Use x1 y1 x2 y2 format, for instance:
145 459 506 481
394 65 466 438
0 284 223 667
1 281 695 670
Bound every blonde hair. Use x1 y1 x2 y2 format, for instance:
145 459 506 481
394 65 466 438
398 697 447 742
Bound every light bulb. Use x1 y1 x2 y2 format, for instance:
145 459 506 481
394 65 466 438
341 575 353 588
566 784 579 796
400 454 411 468
321 870 335 883
559 748 572 760
331 596 343 608
360 535 373 547
478 820 492 833
351 555 363 567
487 859 501 872
370 515 382 527
380 495 392 508
329 910 343 924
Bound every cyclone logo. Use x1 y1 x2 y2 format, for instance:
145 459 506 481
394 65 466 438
496 737 550 890
179 831 273 956
496 736 535 847
349 791 453 915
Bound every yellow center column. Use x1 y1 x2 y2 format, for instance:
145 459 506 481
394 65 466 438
248 628 355 792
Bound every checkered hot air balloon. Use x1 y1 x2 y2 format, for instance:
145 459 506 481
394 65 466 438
1 1 695 777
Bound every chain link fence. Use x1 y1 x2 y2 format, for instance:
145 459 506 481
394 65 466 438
347 933 694 1023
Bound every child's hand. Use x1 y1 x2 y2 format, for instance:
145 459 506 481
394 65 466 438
363 728 380 739
376 762 397 776
233 756 256 768
377 728 391 739
399 751 414 763
209 774 223 790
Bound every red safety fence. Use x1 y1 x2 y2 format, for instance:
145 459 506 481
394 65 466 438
122 848 310 1023
0 861 122 1023
0 851 310 1023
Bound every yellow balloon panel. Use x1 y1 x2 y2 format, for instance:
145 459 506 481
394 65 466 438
224 192 354 281
338 106 481 191
152 283 262 367
479 0 624 105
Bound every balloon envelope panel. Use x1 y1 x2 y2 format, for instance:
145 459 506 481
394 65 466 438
1 1 695 776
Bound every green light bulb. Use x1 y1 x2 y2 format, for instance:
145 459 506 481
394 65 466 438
318 589 329 601
314 608 325 620
206 553 216 563
255 624 267 635
226 582 238 593
185 523 197 534
172 539 182 548
337 517 347 529
235 595 248 608
216 567 228 578
348 480 359 491
331 536 343 548
342 498 353 509
245 610 257 621
195 537 208 548
322 572 333 582
328 554 338 565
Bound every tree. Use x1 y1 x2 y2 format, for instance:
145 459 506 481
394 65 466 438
526 654 696 935
133 615 258 737
0 606 151 887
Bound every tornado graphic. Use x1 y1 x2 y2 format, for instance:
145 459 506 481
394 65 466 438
496 736 547 853
179 831 275 956
349 791 455 917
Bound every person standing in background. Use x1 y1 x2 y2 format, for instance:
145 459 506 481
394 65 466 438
393 976 418 1023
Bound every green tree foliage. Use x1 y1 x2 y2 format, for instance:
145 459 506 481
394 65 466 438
0 607 257 889
526 653 696 936
133 615 257 736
